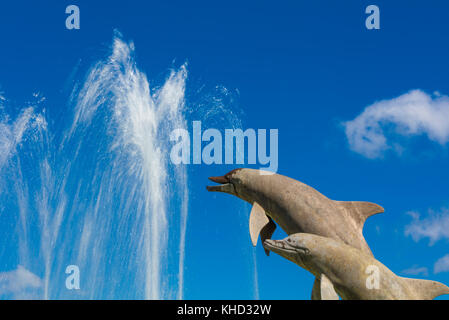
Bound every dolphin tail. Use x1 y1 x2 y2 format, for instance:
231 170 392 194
402 277 449 300
334 201 384 230
311 274 339 300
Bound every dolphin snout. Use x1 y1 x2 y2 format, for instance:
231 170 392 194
263 238 310 256
206 183 235 194
263 239 284 249
207 175 236 194
208 176 229 184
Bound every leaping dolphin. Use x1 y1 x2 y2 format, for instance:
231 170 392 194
264 233 449 300
206 168 384 299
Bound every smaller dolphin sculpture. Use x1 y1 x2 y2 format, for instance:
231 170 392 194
264 233 449 300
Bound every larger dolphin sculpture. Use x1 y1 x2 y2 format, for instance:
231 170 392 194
264 233 449 300
206 168 384 299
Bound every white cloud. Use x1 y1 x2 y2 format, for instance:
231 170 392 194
434 254 449 274
404 209 449 245
401 265 429 277
343 90 449 158
0 266 42 298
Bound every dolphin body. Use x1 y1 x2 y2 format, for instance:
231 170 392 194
206 168 384 299
264 233 449 300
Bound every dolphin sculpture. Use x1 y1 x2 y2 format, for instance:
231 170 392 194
206 168 384 299
264 233 449 300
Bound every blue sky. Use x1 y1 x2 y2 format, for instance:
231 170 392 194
0 0 449 299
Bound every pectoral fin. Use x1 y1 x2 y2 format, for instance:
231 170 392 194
260 217 276 256
311 274 339 300
249 202 276 255
320 274 339 300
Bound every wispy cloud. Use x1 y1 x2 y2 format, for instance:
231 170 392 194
401 265 429 277
404 209 449 245
343 90 449 158
0 266 42 299
434 254 449 274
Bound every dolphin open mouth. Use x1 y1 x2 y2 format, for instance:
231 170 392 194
206 176 236 194
263 239 310 256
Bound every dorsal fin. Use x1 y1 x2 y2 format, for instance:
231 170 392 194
402 278 449 300
335 201 384 229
